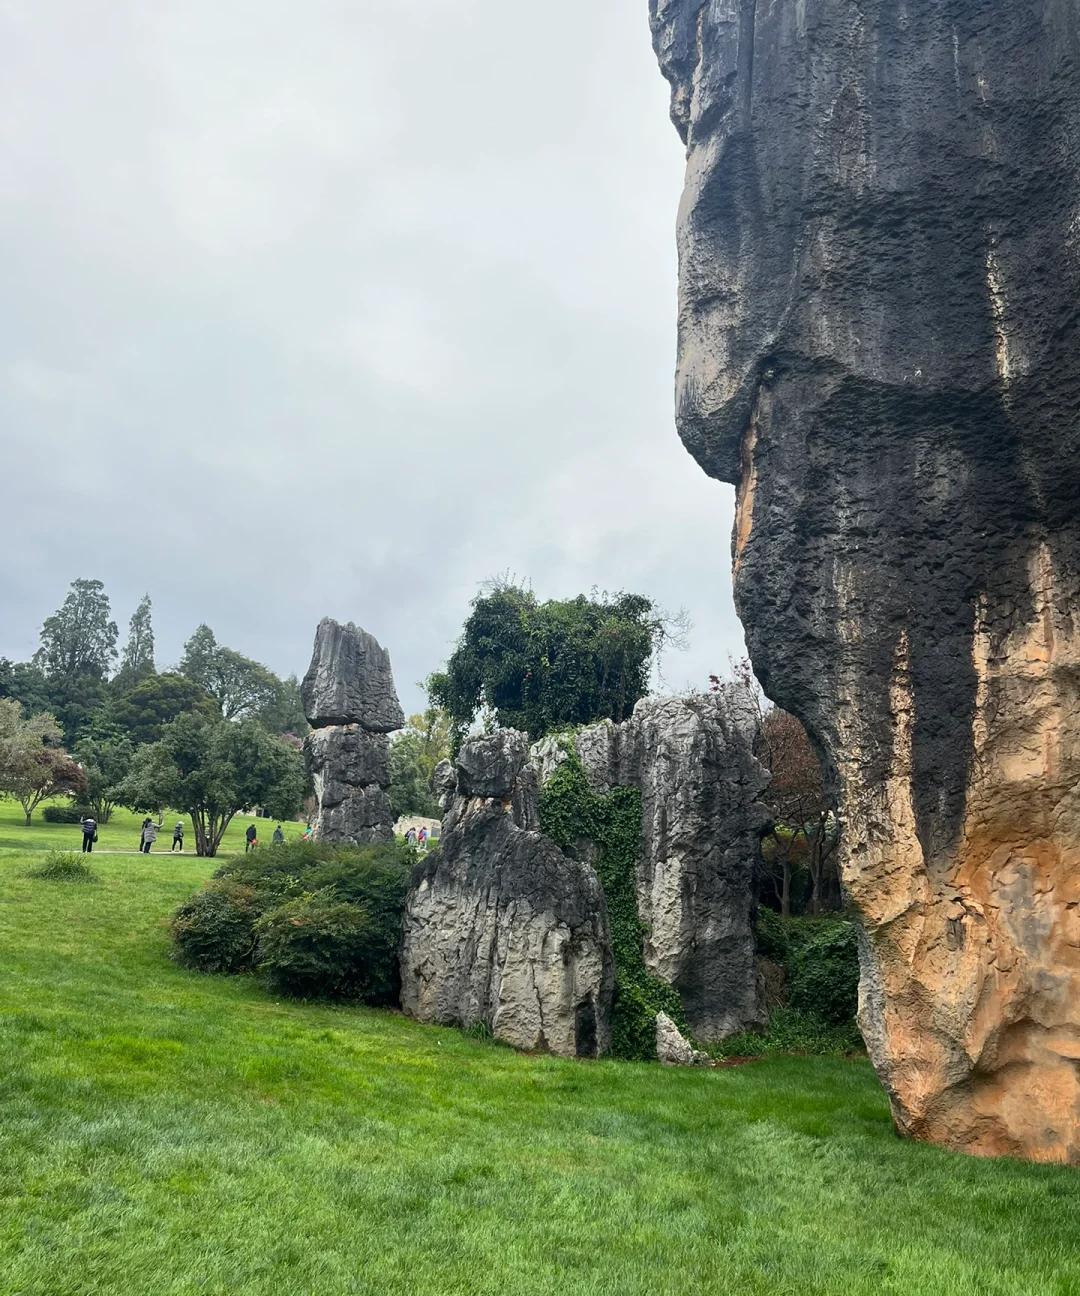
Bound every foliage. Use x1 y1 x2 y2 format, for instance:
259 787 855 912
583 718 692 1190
388 708 452 819
25 849 97 882
539 749 683 1059
111 671 220 746
788 919 861 1025
0 658 53 718
114 594 156 688
180 624 282 721
254 673 309 737
74 731 135 823
0 700 87 825
42 803 91 824
176 840 413 1001
33 578 118 682
171 881 262 973
430 581 678 742
715 1007 863 1059
1 830 1078 1296
118 713 306 855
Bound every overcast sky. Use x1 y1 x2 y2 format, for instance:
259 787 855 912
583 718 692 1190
1 0 744 715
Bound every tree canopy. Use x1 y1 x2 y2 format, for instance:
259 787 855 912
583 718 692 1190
388 708 452 819
428 584 672 741
119 713 306 856
34 578 118 683
110 672 220 747
179 625 282 721
115 594 155 687
0 699 86 825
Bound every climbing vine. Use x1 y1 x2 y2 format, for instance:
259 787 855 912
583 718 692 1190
538 749 686 1060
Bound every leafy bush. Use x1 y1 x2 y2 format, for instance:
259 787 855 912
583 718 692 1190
788 920 860 1025
42 803 91 824
175 839 412 1002
254 890 376 999
715 1008 863 1059
170 882 262 973
26 851 97 882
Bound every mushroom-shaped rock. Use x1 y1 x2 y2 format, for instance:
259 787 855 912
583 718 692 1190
301 618 404 732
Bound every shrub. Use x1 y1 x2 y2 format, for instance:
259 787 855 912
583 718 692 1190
254 889 376 999
27 851 96 882
788 920 860 1025
176 839 413 1002
171 881 261 973
43 804 91 824
716 1007 863 1059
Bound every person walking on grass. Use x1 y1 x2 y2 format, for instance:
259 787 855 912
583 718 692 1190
272 824 285 846
80 815 98 854
172 821 185 852
245 823 258 853
140 819 158 854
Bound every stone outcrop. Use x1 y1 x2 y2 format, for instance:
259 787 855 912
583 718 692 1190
651 1 1080 1161
542 692 769 1042
301 619 402 844
401 691 768 1058
656 1011 710 1067
400 732 614 1057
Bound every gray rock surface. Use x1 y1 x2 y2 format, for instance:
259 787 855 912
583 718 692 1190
302 619 401 845
655 1011 709 1067
400 733 613 1057
573 692 768 1042
302 618 404 732
401 691 766 1056
651 1 1080 1162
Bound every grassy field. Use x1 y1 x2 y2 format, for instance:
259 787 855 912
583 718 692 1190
0 800 1077 1295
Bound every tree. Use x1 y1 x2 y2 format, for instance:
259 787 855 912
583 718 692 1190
712 663 840 917
179 625 282 721
253 673 309 737
0 700 87 825
34 579 118 682
74 732 135 823
388 708 452 819
0 659 53 717
111 672 220 746
429 582 678 742
115 595 155 687
118 713 306 856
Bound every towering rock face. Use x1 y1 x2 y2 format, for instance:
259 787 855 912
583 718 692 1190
401 693 767 1057
301 619 403 844
651 2 1080 1160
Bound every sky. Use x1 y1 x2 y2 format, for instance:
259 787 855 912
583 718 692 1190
1 0 745 715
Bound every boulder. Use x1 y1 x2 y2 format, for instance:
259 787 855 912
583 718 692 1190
655 1012 709 1067
301 618 405 732
651 0 1080 1161
305 726 390 795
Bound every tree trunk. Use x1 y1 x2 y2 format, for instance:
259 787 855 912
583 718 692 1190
780 859 792 918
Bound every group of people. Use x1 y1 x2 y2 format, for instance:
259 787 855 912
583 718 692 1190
77 816 295 854
404 824 431 850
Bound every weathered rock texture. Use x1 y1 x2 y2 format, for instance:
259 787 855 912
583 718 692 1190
651 1 1080 1161
401 693 768 1057
302 619 402 844
547 692 769 1041
400 732 614 1057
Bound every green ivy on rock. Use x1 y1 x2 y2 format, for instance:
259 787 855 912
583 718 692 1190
538 749 686 1060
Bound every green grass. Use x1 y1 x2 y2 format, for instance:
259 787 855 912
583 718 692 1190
0 801 1077 1294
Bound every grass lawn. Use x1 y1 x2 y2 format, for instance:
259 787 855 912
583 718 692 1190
0 801 1077 1295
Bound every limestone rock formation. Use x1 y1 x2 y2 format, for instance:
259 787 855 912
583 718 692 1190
651 1 1080 1161
302 620 401 844
552 692 769 1041
401 691 768 1058
655 1011 710 1067
399 732 614 1057
302 617 404 732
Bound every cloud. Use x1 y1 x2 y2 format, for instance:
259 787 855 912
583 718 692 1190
0 0 744 713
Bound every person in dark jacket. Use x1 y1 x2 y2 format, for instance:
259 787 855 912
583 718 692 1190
81 815 97 854
245 823 258 853
172 821 185 852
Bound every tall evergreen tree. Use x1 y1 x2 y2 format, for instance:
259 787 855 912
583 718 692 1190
34 578 118 683
116 594 156 685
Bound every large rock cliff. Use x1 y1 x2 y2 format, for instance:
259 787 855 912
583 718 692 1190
651 0 1080 1161
400 693 768 1056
